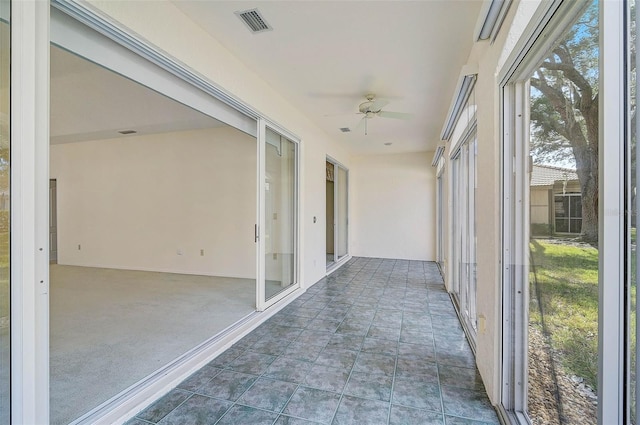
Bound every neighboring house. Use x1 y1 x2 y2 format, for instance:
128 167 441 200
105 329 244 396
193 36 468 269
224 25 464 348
530 164 581 236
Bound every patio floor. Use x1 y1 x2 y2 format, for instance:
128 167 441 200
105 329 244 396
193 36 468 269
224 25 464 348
126 257 499 425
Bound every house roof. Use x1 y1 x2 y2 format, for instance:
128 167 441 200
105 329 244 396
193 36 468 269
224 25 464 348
531 164 578 187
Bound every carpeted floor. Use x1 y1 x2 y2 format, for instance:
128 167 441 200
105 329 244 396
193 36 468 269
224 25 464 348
50 265 256 425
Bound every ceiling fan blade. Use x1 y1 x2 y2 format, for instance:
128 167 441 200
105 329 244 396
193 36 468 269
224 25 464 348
352 116 366 132
378 110 412 120
369 98 389 111
323 112 358 117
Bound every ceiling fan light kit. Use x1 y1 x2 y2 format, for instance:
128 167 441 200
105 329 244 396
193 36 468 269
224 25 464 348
348 94 412 135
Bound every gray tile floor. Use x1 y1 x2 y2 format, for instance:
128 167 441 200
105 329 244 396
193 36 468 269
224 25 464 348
127 258 500 425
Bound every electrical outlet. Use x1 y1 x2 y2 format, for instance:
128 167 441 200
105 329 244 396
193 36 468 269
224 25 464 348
177 248 183 255
200 249 205 256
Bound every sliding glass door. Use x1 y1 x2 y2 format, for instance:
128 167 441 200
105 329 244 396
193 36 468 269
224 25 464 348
336 166 348 261
326 158 348 268
451 129 478 339
0 0 8 421
258 122 299 310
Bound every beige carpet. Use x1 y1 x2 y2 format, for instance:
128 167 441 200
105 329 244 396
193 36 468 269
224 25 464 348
50 265 255 425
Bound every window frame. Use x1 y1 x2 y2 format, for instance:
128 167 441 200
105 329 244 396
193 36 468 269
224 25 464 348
498 0 628 422
450 118 479 345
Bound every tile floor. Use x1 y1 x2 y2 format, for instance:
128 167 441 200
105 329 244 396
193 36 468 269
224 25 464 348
127 257 500 425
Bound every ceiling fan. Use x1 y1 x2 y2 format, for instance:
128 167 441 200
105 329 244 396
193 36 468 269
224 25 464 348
352 94 412 135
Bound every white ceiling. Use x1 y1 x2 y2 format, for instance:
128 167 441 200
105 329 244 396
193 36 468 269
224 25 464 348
171 0 483 154
50 46 224 145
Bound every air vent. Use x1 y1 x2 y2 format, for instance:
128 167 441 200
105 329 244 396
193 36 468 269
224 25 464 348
339 128 351 133
235 9 272 33
118 130 137 135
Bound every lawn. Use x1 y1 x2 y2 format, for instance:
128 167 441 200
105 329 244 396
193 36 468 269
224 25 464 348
529 239 599 391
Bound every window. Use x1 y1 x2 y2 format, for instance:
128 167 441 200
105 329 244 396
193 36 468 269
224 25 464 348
449 84 478 342
553 193 582 234
501 1 630 423
436 160 445 271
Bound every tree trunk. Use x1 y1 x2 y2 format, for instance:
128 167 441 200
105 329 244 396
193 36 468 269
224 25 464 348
580 177 598 243
572 118 598 244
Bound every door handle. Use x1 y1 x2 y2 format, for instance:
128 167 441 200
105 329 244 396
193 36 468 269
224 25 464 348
255 224 259 243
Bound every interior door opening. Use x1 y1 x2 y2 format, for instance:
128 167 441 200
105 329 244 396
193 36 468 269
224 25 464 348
326 158 348 270
48 44 258 424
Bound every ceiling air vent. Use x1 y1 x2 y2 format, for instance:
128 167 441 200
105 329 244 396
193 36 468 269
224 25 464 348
339 128 351 133
235 9 272 33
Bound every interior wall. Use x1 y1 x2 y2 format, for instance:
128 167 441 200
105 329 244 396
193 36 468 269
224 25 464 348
85 0 353 287
351 152 435 261
50 126 257 279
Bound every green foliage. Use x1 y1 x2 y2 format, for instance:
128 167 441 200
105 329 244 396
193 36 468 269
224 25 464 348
529 239 599 390
530 1 599 165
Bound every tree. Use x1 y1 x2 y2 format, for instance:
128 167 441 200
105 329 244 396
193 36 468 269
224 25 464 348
529 1 599 243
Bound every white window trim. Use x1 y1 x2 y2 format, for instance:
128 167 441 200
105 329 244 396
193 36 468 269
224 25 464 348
11 0 50 423
598 1 626 421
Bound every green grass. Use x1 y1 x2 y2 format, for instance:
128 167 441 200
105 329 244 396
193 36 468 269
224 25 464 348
529 239 599 391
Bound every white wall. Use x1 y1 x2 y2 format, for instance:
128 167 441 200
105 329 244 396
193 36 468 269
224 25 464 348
351 152 435 261
50 126 257 279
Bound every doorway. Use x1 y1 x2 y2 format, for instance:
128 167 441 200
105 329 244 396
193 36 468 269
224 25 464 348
326 158 348 269
48 44 259 424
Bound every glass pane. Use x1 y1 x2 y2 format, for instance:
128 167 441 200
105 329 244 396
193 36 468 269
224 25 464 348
265 128 296 300
326 161 334 266
468 138 477 329
630 0 638 422
570 195 582 218
555 218 569 233
527 1 599 423
437 174 444 267
554 196 568 218
0 1 9 421
336 166 347 259
451 159 459 294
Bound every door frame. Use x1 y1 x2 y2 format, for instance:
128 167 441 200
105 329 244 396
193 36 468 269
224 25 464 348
11 0 50 422
256 119 301 312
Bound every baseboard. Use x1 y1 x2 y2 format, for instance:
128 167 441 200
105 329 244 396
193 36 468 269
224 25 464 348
70 286 305 425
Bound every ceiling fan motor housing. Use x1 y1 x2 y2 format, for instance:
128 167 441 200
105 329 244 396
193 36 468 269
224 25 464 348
359 101 376 114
